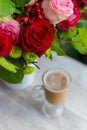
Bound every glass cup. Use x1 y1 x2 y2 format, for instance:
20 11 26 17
32 68 71 118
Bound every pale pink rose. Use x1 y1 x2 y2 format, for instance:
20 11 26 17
0 19 20 44
28 0 35 5
41 0 74 24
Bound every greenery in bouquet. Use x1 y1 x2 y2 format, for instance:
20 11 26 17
0 0 87 83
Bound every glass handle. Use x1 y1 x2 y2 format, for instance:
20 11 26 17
32 85 45 102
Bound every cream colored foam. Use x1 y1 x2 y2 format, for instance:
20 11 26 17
46 72 69 90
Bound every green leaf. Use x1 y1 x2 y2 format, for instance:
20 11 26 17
15 8 22 14
77 20 87 28
45 48 52 60
9 45 23 59
62 42 80 59
7 56 24 67
0 65 24 83
72 27 87 54
23 66 35 74
0 0 15 17
23 52 38 64
61 27 77 39
72 41 87 54
51 30 66 55
11 0 31 8
0 57 24 83
78 27 87 46
81 6 87 13
0 57 18 73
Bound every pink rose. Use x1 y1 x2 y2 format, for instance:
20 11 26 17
41 0 74 24
57 0 80 30
0 20 20 44
68 0 80 26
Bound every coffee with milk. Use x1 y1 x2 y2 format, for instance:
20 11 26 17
43 70 70 105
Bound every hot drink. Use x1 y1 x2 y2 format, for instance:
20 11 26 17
43 70 70 105
32 68 71 118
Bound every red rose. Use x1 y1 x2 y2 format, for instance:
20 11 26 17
57 20 71 31
20 19 54 57
0 29 13 56
16 3 43 25
75 0 87 8
57 0 80 30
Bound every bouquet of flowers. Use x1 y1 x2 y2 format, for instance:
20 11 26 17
0 0 87 84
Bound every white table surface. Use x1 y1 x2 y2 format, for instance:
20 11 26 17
0 52 87 130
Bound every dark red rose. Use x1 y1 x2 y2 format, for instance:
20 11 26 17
57 0 80 30
57 20 70 31
75 0 87 8
16 2 44 25
15 5 38 25
20 19 54 57
0 29 13 56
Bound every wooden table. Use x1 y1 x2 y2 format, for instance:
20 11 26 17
0 52 87 130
